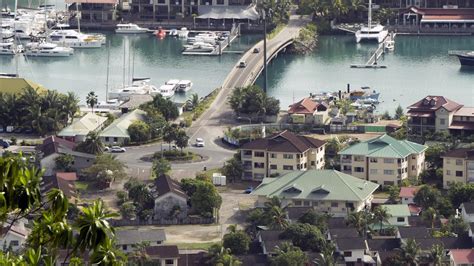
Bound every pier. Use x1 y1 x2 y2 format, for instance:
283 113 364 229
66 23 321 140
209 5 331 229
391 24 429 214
350 33 396 69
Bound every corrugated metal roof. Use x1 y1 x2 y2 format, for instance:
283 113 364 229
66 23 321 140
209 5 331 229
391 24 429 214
58 113 108 137
381 204 411 217
0 77 47 94
99 109 146 138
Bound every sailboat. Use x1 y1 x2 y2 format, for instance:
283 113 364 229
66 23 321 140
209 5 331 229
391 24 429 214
355 0 388 43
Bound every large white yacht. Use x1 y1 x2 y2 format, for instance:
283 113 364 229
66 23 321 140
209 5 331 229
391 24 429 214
115 23 150 34
108 79 157 100
355 0 388 43
24 42 74 57
176 80 193 92
151 84 175 98
48 30 105 48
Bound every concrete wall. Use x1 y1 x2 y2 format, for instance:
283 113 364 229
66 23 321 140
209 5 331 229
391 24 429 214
387 215 409 227
443 157 467 189
342 249 366 263
154 192 188 220
101 136 130 146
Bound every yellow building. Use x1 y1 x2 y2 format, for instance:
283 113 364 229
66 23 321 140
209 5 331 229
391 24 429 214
240 130 326 181
441 148 474 189
339 135 427 186
0 76 47 94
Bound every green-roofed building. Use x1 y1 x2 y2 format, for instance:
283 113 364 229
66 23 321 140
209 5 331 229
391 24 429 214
251 169 379 217
381 204 410 227
99 109 146 145
338 134 427 186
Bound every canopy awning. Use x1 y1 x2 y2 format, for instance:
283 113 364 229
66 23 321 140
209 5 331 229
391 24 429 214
65 0 117 4
197 5 259 20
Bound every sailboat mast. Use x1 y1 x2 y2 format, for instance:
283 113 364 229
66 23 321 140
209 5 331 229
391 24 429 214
368 0 372 29
122 40 126 87
127 42 131 85
105 41 110 102
131 45 135 81
76 2 81 32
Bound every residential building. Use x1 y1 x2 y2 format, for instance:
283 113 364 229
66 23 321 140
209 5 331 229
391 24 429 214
0 219 30 252
335 238 376 265
449 249 474 266
115 228 166 253
240 130 326 180
58 112 108 143
327 228 359 240
442 148 474 189
407 95 462 135
399 7 474 30
257 230 285 256
37 136 95 176
460 202 474 223
99 109 146 145
252 170 379 217
366 239 400 265
151 174 189 221
339 134 427 186
450 106 474 136
287 97 329 125
399 187 418 205
145 245 180 266
381 204 411 227
41 172 78 203
0 76 46 94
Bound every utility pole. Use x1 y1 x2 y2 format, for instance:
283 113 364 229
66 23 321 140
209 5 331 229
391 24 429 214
262 9 268 93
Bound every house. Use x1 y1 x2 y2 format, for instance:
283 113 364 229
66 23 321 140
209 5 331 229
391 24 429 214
449 249 474 266
450 107 474 136
396 227 430 239
287 97 329 125
339 134 427 186
257 230 286 255
399 187 419 205
152 175 189 221
41 172 78 203
407 95 463 135
380 204 410 227
0 218 30 252
99 109 146 145
366 239 400 265
327 228 359 240
119 94 153 114
178 250 208 266
252 170 379 217
441 148 474 189
460 202 474 223
0 76 46 94
335 238 376 265
115 228 166 253
57 112 108 143
37 136 95 176
145 245 180 266
240 130 326 180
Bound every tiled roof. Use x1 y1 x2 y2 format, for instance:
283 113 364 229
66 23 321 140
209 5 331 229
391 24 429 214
415 236 473 250
408 6 474 16
399 187 418 198
462 202 474 214
241 130 325 153
329 228 359 239
339 134 427 158
288 98 322 114
145 245 179 258
366 239 400 251
58 113 107 137
336 237 366 250
252 170 379 202
381 204 411 217
450 249 474 264
154 174 188 200
442 148 474 159
39 136 77 157
398 227 430 239
454 107 474 117
408 204 422 216
41 172 78 201
115 229 166 245
99 109 146 138
407 95 462 112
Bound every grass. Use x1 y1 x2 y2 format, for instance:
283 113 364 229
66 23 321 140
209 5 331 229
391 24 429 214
200 168 222 179
267 23 285 39
75 181 89 192
181 88 221 128
373 191 389 198
174 241 219 250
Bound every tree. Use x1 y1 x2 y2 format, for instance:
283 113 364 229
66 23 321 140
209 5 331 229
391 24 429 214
228 85 280 118
271 242 308 266
413 185 441 210
381 110 392 120
120 201 137 220
190 180 222 218
335 99 354 115
318 240 336 266
222 228 250 255
83 154 127 187
422 207 437 229
63 91 80 124
222 153 243 182
347 211 371 236
373 206 391 232
280 223 325 252
163 124 178 149
447 183 474 209
76 131 105 155
245 208 271 236
186 93 200 110
429 244 445 266
143 94 179 121
446 216 468 236
116 191 128 206
298 209 330 230
397 239 420 266
128 121 151 143
425 144 448 170
55 154 75 172
174 129 189 152
152 158 171 177
269 206 289 230
86 91 98 113
394 105 404 120
206 244 241 266
387 185 400 203
125 179 154 220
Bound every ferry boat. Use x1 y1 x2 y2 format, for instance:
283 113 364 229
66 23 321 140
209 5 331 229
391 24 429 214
108 78 157 99
453 51 474 67
24 42 74 57
176 80 193 92
48 30 105 48
115 23 150 34
152 84 175 98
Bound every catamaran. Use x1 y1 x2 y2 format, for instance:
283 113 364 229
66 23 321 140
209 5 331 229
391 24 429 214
355 0 388 43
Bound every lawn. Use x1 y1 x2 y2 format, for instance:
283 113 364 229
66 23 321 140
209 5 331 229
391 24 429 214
174 241 219 250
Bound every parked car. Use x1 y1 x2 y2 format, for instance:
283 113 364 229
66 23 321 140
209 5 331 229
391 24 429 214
13 127 23 134
105 146 126 153
238 61 247 68
253 48 260 53
244 186 254 194
0 139 10 148
195 138 205 147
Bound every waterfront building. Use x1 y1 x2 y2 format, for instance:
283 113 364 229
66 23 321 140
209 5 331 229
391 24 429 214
58 112 108 143
240 130 326 181
252 169 379 217
441 148 474 189
407 95 474 136
338 134 427 186
67 0 117 23
99 109 146 145
287 97 330 125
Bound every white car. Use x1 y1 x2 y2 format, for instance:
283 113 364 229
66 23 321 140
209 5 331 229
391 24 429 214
195 138 205 147
105 146 126 153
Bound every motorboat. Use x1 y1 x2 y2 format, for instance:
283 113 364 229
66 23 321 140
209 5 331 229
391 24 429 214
183 42 215 52
24 41 74 57
0 42 17 55
13 26 32 40
453 51 474 67
154 28 166 38
165 79 180 87
385 40 395 51
151 84 175 98
115 23 150 34
176 80 193 92
178 27 189 38
349 89 380 101
108 78 157 100
169 28 178 36
48 30 104 48
355 24 388 43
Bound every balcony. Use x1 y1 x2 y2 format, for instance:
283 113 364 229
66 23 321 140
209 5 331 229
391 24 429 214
341 159 352 164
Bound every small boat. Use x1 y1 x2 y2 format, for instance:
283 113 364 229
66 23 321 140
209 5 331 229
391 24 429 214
169 29 178 36
453 51 474 67
24 41 74 57
183 42 215 52
0 42 17 55
178 27 189 38
108 78 157 99
349 89 380 101
385 40 395 51
151 84 175 98
176 80 193 92
115 23 150 34
356 24 388 43
48 30 104 48
154 27 166 38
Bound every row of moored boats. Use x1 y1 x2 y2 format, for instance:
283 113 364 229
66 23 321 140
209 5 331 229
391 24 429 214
108 78 193 100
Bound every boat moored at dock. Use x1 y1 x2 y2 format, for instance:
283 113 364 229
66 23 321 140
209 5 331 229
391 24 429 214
452 51 474 67
24 41 74 57
108 78 157 100
116 23 150 34
152 84 175 98
356 24 388 43
176 80 193 92
48 30 105 48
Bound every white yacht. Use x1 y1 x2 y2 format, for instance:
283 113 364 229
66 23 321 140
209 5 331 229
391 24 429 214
165 79 180 87
178 27 189 38
152 84 175 98
176 80 193 92
183 42 215 52
48 30 104 48
0 42 17 55
355 0 388 43
115 23 150 34
24 42 74 57
108 79 157 100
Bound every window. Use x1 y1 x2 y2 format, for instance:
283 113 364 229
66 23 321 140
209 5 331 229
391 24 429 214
343 165 352 171
331 202 338 208
397 217 405 222
270 164 277 170
270 153 277 158
283 154 294 159
243 150 252 156
456 171 463 177
113 137 118 142
158 0 165 3
384 158 395 164
297 164 301 170
384 170 394 175
343 251 352 257
446 170 451 176
105 137 109 142
157 241 162 244
10 240 19 246
412 165 415 171
165 259 175 264
369 158 378 163
440 118 445 125
370 169 378 174
294 200 302 206
412 155 416 160
122 245 127 250
311 161 315 166
296 154 300 159
456 159 463 166
254 162 264 168
283 165 293 170
254 173 265 179
354 167 364 172
303 201 311 206
254 151 265 157
354 156 364 162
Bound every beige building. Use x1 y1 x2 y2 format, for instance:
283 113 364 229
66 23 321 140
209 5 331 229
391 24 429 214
442 148 474 189
240 130 326 181
339 135 427 186
287 97 329 125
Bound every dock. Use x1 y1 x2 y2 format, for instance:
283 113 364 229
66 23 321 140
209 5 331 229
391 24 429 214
182 24 241 56
350 32 396 69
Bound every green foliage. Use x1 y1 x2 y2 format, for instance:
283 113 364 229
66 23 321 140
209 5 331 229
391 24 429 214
163 124 178 148
445 216 468 236
413 185 441 210
297 209 330 231
86 91 98 112
222 153 243 182
271 242 308 266
425 144 448 170
180 178 201 196
387 185 400 203
190 180 222 218
245 208 272 235
120 202 137 220
394 105 404 120
145 109 167 139
186 93 200 110
422 207 437 229
82 154 127 186
347 211 372 236
116 191 128 206
76 131 105 155
152 158 171 177
396 239 421 266
373 8 396 24
206 244 242 266
128 121 151 143
280 223 325 252
373 206 391 232
141 94 179 121
447 183 474 208
55 154 75 172
174 129 189 151
381 110 392 120
153 150 194 161
222 229 250 255
124 178 154 220
228 85 280 118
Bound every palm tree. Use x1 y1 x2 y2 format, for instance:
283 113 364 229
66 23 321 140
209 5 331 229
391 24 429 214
77 132 105 155
26 104 47 135
429 244 445 266
207 244 241 266
397 239 420 266
186 93 200 110
264 196 282 210
62 92 80 124
346 211 369 236
373 206 391 233
269 206 289 230
422 207 437 229
90 237 125 266
86 91 98 113
318 240 336 266
129 241 150 265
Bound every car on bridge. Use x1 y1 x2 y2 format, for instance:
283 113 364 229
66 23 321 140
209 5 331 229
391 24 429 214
253 48 260 53
238 61 247 68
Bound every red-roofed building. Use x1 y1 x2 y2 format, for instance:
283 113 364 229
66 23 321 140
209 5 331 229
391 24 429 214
403 6 474 28
399 187 419 204
41 172 78 203
288 98 329 125
152 175 189 221
449 249 474 266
